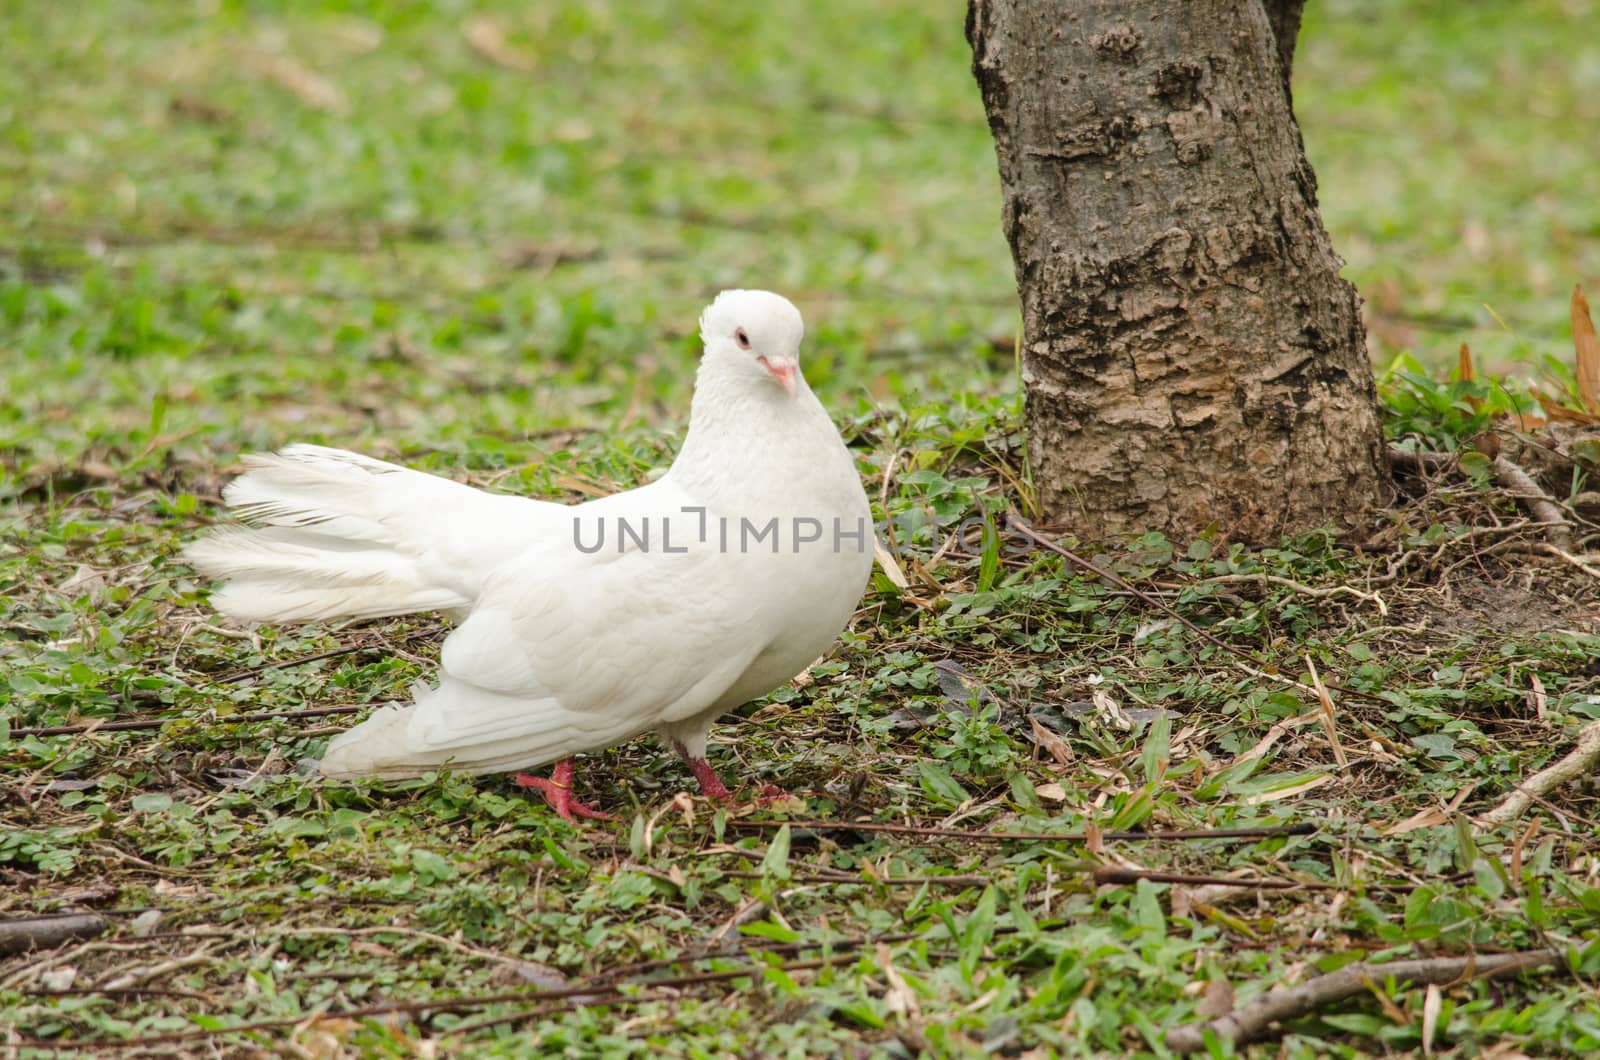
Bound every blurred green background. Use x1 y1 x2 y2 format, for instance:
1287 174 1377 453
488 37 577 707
2 0 1596 472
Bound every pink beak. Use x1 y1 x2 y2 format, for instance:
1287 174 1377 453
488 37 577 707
758 355 798 398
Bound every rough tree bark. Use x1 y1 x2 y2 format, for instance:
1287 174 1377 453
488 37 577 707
968 0 1384 543
1263 0 1306 90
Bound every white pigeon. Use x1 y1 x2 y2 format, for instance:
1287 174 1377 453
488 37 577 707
185 290 874 821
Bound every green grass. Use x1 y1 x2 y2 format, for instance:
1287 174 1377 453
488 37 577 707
1300 0 1600 376
4 2 1600 1056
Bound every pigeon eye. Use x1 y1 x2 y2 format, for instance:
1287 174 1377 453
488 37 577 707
735 328 751 350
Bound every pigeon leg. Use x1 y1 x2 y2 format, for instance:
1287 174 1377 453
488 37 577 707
674 742 736 802
515 759 613 822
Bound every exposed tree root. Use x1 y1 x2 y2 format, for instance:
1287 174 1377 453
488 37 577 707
1492 455 1574 550
1166 949 1560 1053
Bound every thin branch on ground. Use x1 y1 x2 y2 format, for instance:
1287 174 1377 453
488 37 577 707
1200 572 1388 614
712 869 993 887
1479 719 1600 828
0 933 928 1050
725 820 1316 842
1165 949 1561 1053
0 914 107 956
98 943 222 992
208 623 446 683
1008 517 1395 707
1089 866 1421 893
9 703 370 738
1385 445 1455 475
1541 543 1600 582
1387 444 1574 549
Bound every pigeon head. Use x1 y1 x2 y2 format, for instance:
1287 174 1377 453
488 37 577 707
698 289 805 398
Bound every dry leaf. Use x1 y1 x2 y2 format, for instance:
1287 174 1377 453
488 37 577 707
1373 983 1409 1025
1196 977 1235 1018
1231 710 1319 767
1387 783 1477 835
59 564 106 600
1240 773 1332 804
1383 807 1448 836
1028 716 1074 768
170 95 231 125
1090 686 1131 730
552 474 610 497
295 1014 416 1060
1034 781 1067 802
1574 284 1600 414
1533 387 1600 425
1458 343 1482 412
152 880 203 899
493 959 568 989
1083 817 1103 857
1509 817 1540 884
1421 982 1442 1056
1479 1044 1535 1060
876 943 922 1020
130 910 165 937
463 15 533 73
1306 656 1348 767
873 538 909 589
330 17 384 54
259 55 348 115
39 967 78 991
672 791 696 827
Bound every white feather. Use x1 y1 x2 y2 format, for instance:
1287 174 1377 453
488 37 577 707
183 444 561 622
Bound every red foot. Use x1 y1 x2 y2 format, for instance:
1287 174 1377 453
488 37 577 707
515 758 613 823
754 782 788 805
675 745 794 807
683 754 735 802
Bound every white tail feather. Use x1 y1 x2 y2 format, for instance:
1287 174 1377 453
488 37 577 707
185 445 552 623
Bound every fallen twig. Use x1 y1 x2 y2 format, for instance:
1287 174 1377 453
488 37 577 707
581 927 939 984
98 943 221 991
725 820 1315 843
1090 866 1419 893
8 703 370 739
210 624 445 684
1201 572 1387 614
0 914 107 955
1008 518 1395 708
1165 949 1561 1053
713 868 992 887
1387 445 1573 549
1541 543 1600 582
1386 446 1454 475
1479 719 1600 828
0 931 917 1049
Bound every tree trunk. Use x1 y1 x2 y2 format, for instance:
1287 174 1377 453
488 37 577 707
967 0 1384 544
1263 0 1306 89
